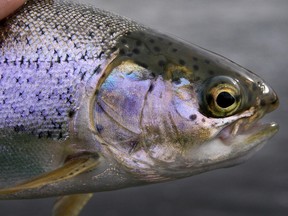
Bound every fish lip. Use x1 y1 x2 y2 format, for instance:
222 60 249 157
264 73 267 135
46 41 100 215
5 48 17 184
217 118 279 145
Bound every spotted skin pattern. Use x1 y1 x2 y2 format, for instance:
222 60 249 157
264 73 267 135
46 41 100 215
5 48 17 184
0 0 144 140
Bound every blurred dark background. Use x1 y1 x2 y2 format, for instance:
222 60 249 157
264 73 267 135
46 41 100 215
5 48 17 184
1 0 287 215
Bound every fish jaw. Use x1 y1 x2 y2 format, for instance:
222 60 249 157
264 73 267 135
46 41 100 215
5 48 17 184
188 122 279 170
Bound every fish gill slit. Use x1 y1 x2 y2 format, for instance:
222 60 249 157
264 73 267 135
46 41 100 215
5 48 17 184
138 80 155 151
95 102 138 136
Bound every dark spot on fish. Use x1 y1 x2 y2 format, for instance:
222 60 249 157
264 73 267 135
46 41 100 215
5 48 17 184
168 42 173 46
38 132 44 139
68 110 76 118
126 31 131 36
172 48 178 52
208 70 215 75
47 131 52 138
193 57 198 61
129 141 139 154
58 132 63 139
19 56 24 65
202 118 206 123
80 71 86 81
135 61 148 69
39 27 45 35
149 39 155 43
204 59 210 64
98 51 104 59
56 108 62 116
26 37 31 45
154 46 161 52
195 76 201 81
133 48 140 54
260 100 266 106
64 54 70 63
172 77 181 84
29 106 35 114
110 46 117 52
193 65 199 71
148 83 154 92
189 114 197 121
53 36 58 43
88 31 95 38
96 124 104 133
93 65 101 74
158 37 164 41
95 104 104 113
119 49 126 55
179 59 186 65
56 56 61 63
158 60 165 67
121 39 127 44
14 125 25 133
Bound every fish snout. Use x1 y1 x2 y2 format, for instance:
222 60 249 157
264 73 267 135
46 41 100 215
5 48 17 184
259 82 279 113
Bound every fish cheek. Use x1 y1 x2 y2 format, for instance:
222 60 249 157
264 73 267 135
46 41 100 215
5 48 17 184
93 61 152 152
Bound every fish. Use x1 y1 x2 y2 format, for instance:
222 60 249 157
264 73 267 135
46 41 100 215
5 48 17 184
0 0 279 215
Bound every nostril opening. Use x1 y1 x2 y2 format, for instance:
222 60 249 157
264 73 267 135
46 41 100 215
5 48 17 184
271 98 278 105
270 93 279 104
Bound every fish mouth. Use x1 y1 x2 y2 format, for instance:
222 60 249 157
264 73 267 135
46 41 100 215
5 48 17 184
217 117 279 147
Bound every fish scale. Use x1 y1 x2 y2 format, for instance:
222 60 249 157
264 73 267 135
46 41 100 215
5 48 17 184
0 0 145 139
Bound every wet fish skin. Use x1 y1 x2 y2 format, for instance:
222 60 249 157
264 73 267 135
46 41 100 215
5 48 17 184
0 0 145 187
0 0 144 141
0 0 279 204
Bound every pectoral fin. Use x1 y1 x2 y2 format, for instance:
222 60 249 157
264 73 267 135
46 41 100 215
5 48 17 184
0 154 99 195
53 193 93 216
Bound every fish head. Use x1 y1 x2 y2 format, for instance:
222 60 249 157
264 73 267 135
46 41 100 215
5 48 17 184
94 30 279 181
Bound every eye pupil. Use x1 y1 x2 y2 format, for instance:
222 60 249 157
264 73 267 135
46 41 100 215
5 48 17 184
216 92 235 108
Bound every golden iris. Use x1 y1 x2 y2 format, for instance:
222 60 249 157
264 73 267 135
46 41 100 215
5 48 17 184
206 83 241 117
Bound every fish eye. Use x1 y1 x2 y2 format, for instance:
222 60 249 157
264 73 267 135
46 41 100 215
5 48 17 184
216 91 236 108
202 76 241 117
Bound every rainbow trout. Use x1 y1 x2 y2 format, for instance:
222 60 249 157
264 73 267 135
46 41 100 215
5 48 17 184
0 0 279 215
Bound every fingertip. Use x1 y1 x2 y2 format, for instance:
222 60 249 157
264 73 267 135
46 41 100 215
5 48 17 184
0 0 26 20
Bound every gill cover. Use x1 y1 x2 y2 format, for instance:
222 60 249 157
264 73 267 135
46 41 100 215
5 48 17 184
94 61 152 153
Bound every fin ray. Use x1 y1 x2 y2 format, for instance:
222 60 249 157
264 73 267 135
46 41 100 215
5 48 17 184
53 193 93 216
0 155 99 195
